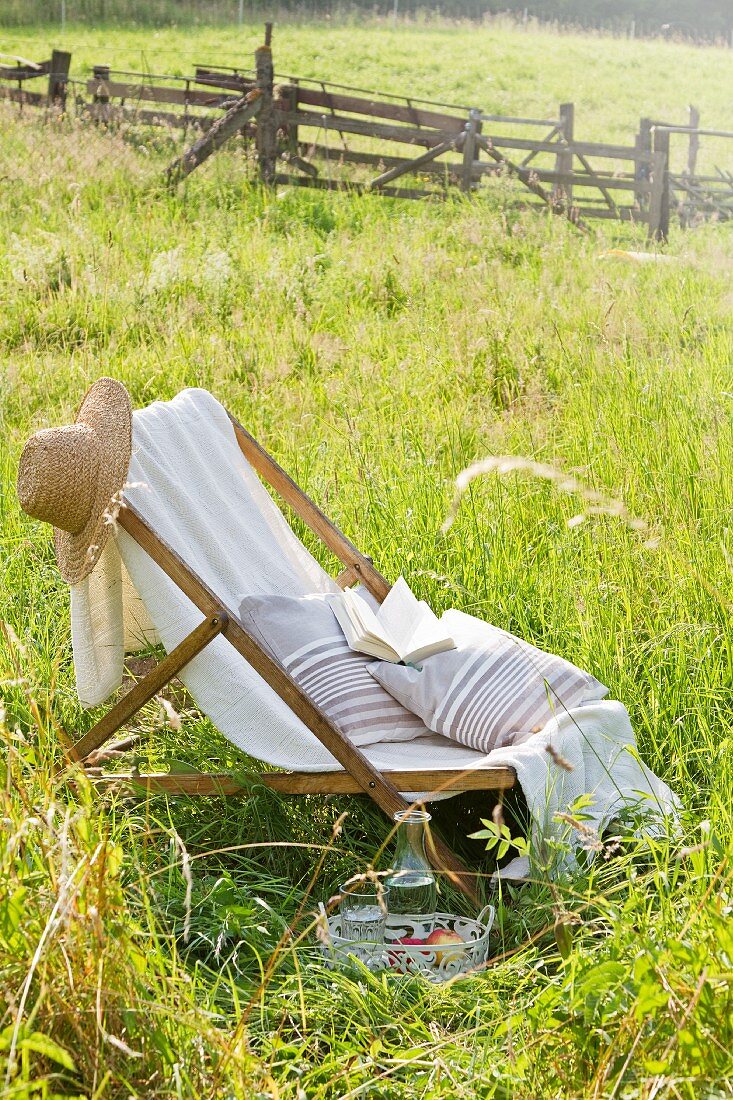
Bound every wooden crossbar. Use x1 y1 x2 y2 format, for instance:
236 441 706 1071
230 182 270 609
91 767 515 797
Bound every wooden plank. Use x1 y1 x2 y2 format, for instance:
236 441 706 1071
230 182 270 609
654 125 733 139
687 105 700 177
481 135 644 160
84 102 219 130
553 102 574 207
195 69 255 93
0 86 46 105
300 143 463 176
635 116 653 211
564 206 643 221
370 133 463 189
85 79 238 108
69 612 228 762
91 767 517 796
295 86 466 132
477 167 651 193
228 414 391 602
0 60 49 80
166 94 261 183
479 112 559 126
648 132 670 241
274 175 436 200
283 110 458 148
461 110 479 193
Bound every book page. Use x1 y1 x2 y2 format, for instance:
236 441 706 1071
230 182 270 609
333 587 400 660
401 607 455 663
374 576 425 655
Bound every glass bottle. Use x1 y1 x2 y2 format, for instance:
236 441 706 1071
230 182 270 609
384 809 437 916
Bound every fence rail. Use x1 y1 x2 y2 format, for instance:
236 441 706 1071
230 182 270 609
2 30 732 237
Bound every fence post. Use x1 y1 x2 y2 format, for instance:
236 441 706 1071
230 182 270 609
554 101 574 209
279 83 299 160
92 64 110 122
47 49 71 109
255 22 276 185
461 108 480 193
635 115 652 212
687 104 699 177
648 127 670 241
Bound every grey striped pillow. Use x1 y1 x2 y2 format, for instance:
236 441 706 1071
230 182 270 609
368 609 607 754
237 593 430 746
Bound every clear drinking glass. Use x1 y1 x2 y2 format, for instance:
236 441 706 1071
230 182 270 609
339 882 390 943
384 809 438 917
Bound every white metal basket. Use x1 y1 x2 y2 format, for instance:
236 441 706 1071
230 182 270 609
319 906 495 982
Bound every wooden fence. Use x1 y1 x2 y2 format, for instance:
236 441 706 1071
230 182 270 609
0 50 71 107
1 33 731 239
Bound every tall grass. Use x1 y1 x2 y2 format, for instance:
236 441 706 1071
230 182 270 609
2 29 733 1094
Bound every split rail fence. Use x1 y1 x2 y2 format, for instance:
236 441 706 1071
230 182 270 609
1 30 731 239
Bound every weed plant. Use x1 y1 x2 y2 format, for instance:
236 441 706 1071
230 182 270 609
1 34 733 1096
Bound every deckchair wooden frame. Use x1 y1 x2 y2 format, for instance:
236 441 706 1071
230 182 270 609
69 412 516 902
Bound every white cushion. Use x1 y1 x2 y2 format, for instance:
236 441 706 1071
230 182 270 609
369 608 607 753
238 593 432 746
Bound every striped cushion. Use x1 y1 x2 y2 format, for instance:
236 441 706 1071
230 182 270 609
369 609 607 754
237 593 430 746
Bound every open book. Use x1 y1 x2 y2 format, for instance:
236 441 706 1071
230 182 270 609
331 576 456 664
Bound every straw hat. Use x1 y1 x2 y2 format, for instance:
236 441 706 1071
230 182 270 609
17 378 132 584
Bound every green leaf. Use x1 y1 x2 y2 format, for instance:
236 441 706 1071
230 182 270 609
20 1032 77 1073
554 919 573 960
161 758 204 775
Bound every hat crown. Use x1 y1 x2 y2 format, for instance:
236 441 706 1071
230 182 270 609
17 423 102 535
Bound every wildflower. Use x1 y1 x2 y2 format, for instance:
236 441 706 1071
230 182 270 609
146 246 185 292
199 248 232 291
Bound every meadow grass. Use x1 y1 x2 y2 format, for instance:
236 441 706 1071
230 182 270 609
2 20 733 1098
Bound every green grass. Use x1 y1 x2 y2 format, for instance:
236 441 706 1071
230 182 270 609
2 18 733 1099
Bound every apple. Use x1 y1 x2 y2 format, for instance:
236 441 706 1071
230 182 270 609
425 928 465 965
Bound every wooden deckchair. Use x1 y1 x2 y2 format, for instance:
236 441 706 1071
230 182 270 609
68 412 516 901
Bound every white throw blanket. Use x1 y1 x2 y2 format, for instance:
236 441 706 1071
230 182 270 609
69 388 678 867
487 701 679 878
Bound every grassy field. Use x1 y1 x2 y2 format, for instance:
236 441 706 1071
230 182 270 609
2 18 733 1100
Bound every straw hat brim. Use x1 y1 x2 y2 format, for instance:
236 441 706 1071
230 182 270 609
53 378 132 584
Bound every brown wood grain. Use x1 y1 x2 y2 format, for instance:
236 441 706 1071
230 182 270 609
273 174 436 201
85 102 219 130
295 86 467 132
0 60 49 80
69 612 227 762
84 79 237 108
300 143 463 176
228 414 391 602
167 95 261 183
282 110 458 148
0 86 46 105
90 767 516 795
370 134 463 189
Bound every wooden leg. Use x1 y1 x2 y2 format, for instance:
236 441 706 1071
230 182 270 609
69 612 227 762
